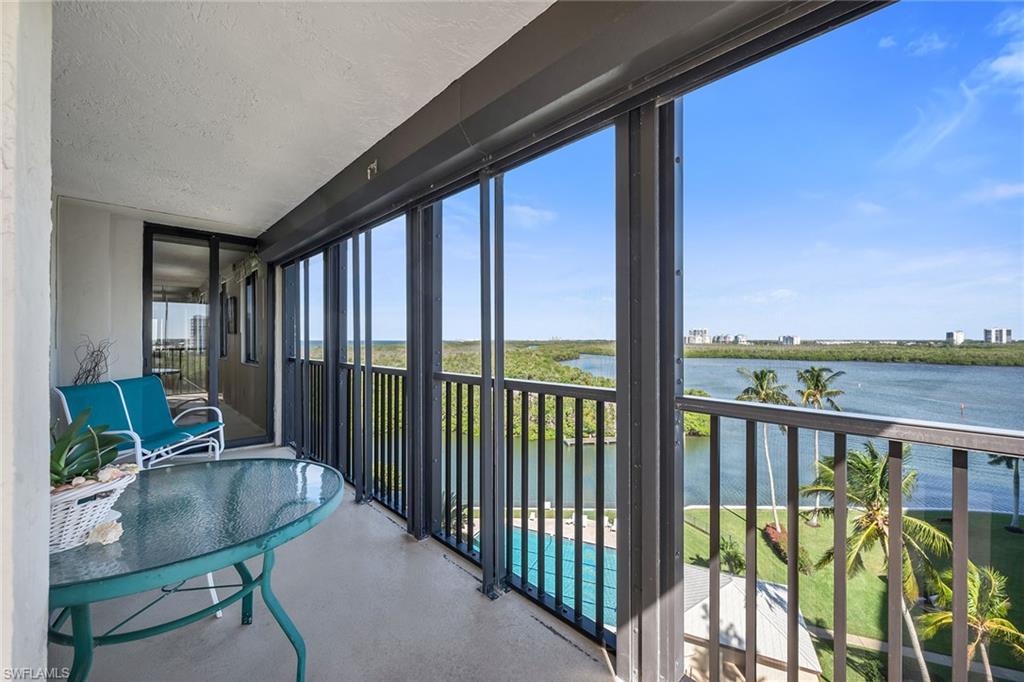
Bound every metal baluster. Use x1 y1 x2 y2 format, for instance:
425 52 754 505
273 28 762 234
745 421 757 681
506 388 514 579
444 381 452 538
787 426 799 682
887 440 903 682
595 401 605 638
538 394 547 598
468 383 475 552
521 390 529 586
952 448 968 682
834 433 848 682
574 397 583 624
456 382 463 547
555 395 564 611
709 414 721 682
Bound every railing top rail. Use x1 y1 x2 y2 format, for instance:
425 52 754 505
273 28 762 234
432 371 615 402
676 395 1024 457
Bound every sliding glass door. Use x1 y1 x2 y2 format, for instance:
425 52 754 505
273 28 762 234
145 225 270 447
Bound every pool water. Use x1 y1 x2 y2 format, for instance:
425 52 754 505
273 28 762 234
507 529 617 627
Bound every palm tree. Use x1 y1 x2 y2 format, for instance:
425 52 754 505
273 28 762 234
795 366 845 527
988 455 1021 532
802 442 951 682
736 368 794 532
919 564 1024 682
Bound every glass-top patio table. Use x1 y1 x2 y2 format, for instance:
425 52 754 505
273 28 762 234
48 458 343 682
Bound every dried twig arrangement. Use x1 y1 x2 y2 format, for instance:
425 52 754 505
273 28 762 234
73 336 114 385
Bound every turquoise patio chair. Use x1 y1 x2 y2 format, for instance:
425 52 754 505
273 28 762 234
54 376 225 469
54 377 226 617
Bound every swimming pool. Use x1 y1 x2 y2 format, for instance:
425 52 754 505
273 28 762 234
507 528 617 627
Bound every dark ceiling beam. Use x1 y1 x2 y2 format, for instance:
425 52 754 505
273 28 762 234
259 0 882 263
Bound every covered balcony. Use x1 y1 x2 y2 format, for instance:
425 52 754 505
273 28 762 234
2 2 1022 682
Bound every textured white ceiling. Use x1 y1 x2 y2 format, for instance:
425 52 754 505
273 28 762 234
53 1 552 235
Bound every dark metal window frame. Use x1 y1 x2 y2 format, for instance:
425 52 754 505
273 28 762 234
244 270 259 365
142 222 272 449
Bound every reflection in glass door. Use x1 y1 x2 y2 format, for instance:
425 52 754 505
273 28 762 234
150 236 211 405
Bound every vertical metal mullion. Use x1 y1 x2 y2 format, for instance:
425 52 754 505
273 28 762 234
208 236 221 414
325 245 338 468
952 448 968 682
745 420 757 680
494 173 507 586
537 394 547 597
338 242 349 477
834 433 848 682
303 258 311 458
887 440 903 682
520 391 529 586
390 373 397 508
574 397 584 623
364 231 374 502
787 425 799 682
709 415 721 682
351 234 364 501
595 400 605 637
555 395 565 610
479 172 497 596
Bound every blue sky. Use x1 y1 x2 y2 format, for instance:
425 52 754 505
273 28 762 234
311 2 1023 343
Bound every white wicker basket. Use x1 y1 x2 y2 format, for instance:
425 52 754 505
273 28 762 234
49 474 136 554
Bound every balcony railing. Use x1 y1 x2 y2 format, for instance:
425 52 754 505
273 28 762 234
677 395 1024 682
288 359 1024 678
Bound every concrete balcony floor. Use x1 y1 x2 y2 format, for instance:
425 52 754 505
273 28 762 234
48 445 613 681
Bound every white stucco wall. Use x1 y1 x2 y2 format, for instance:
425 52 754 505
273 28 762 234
1 0 53 672
54 198 145 386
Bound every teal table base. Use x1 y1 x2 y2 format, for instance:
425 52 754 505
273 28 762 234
48 550 306 682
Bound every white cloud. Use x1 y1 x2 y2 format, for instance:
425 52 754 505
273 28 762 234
506 204 556 229
880 82 978 169
878 36 897 49
992 7 1024 36
855 200 885 215
907 32 949 57
963 181 1024 204
743 288 797 304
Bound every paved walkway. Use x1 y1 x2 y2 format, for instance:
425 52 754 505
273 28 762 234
806 625 1024 681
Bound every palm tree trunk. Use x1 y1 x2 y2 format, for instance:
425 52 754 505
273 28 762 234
901 596 932 682
979 641 993 682
1011 460 1021 530
762 422 782 532
808 429 821 526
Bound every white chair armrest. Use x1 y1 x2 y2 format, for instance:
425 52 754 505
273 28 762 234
173 406 224 424
106 429 142 449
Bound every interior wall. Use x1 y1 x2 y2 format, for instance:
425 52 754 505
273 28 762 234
0 0 53 671
54 197 145 386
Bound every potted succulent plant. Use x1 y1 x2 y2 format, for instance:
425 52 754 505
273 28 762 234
49 409 139 553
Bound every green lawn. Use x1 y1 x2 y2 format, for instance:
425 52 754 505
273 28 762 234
681 508 1024 673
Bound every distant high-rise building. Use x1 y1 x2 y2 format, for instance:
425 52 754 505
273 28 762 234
984 328 1012 344
189 314 208 351
946 330 965 346
734 334 749 345
712 334 734 344
779 335 801 346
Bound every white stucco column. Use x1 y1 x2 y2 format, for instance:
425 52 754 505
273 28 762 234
1 0 53 673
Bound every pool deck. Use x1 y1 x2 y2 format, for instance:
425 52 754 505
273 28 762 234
509 514 618 549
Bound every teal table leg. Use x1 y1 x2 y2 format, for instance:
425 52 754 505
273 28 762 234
260 550 306 682
68 605 94 682
234 562 254 625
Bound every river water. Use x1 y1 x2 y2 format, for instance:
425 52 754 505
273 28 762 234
486 355 1024 513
